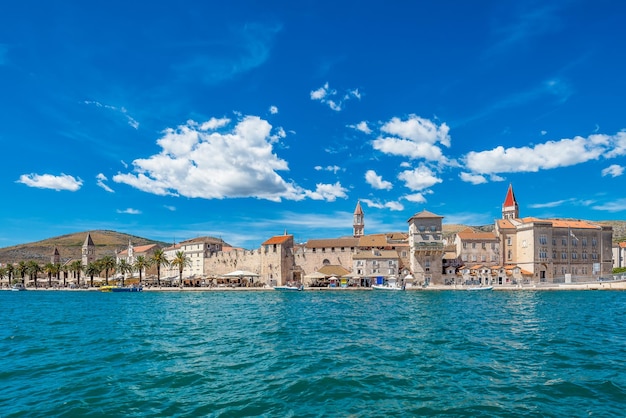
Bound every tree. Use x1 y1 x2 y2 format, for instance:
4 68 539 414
27 261 42 288
0 266 7 288
133 255 151 285
43 262 58 287
16 261 27 286
116 259 133 287
69 260 83 287
151 248 169 287
6 263 14 285
99 255 116 286
170 250 190 288
61 264 69 287
85 262 100 288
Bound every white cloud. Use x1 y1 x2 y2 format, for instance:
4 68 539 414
96 173 114 193
361 198 404 211
199 117 230 131
347 121 372 134
403 193 427 203
592 198 626 213
117 208 142 215
17 173 82 191
164 205 176 211
372 115 451 163
459 172 488 185
464 131 626 175
310 82 360 112
113 115 344 202
84 100 139 129
601 164 624 177
397 165 443 191
365 170 393 190
269 105 278 114
304 182 348 202
314 165 342 174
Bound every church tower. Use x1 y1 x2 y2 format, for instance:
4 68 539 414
502 184 519 220
353 201 364 238
51 247 61 264
82 232 96 266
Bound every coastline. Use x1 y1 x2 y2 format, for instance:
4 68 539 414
5 280 626 292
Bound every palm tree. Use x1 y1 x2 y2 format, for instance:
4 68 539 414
54 263 61 284
6 263 14 286
151 248 170 287
27 261 42 288
99 255 116 286
16 261 27 286
61 264 69 287
43 262 57 287
117 259 133 287
0 266 7 288
69 260 83 287
170 250 190 288
133 255 151 285
85 262 100 288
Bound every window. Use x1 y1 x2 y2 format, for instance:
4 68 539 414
472 243 476 249
561 252 567 259
562 237 567 246
482 243 486 249
507 250 512 260
507 237 512 246
418 225 425 232
539 235 547 245
463 242 467 249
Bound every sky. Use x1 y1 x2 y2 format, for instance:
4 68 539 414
1 0 625 249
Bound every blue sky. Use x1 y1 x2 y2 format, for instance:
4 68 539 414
1 0 625 249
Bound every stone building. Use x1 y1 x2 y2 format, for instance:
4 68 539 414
81 232 96 266
454 228 500 265
408 210 445 285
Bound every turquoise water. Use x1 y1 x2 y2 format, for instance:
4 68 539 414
1 290 625 417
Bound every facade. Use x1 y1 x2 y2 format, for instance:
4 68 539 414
408 210 444 285
613 242 626 269
494 186 613 283
454 228 500 265
116 241 161 278
163 237 224 280
81 233 96 266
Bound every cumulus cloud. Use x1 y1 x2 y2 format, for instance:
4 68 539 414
304 182 348 202
372 115 451 163
117 208 141 215
403 193 428 203
459 172 488 185
310 82 360 112
17 173 83 191
113 115 344 202
96 173 114 193
269 105 278 114
365 170 393 190
347 121 372 134
601 164 624 177
397 165 442 191
464 131 626 175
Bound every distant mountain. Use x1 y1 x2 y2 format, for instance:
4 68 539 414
0 230 170 264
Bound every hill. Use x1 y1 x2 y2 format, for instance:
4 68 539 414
0 230 170 265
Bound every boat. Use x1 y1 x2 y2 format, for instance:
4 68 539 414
273 284 304 291
11 283 27 291
100 285 143 292
372 277 404 291
467 286 493 291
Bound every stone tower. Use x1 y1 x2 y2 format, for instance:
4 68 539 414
82 232 96 266
502 184 519 220
353 201 364 238
51 247 61 264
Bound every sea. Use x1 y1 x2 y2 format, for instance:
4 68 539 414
1 289 625 417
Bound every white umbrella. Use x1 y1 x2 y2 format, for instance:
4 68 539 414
223 270 259 277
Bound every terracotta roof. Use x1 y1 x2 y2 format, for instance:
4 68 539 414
352 250 399 260
317 265 351 276
305 238 359 248
358 234 388 248
262 235 293 245
118 243 159 256
407 209 443 221
620 242 626 249
457 229 498 241
521 217 601 230
496 219 516 229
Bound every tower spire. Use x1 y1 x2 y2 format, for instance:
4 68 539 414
502 184 519 220
353 201 364 238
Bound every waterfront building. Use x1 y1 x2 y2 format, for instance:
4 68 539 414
454 228 500 266
116 241 161 278
408 210 445 285
81 232 96 266
163 237 223 281
494 185 613 283
613 242 626 269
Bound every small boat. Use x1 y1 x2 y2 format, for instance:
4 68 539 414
372 278 404 291
11 283 27 291
467 286 493 291
274 284 304 291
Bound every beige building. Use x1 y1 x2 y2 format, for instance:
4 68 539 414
408 210 445 285
495 185 613 283
454 228 500 266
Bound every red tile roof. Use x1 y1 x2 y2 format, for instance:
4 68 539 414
262 235 293 245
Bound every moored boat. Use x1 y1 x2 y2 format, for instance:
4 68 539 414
274 284 304 291
101 285 142 292
11 283 27 291
467 286 493 291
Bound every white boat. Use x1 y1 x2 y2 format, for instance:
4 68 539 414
467 286 493 291
372 278 404 291
11 283 27 291
274 284 304 291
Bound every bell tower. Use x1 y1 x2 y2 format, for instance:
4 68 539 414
82 232 96 266
502 184 519 220
353 201 364 238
